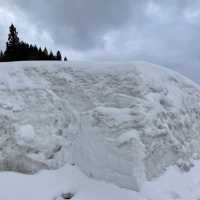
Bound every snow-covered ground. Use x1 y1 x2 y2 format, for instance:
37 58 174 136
0 61 200 195
1 160 200 200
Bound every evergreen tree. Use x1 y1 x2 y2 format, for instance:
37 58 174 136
0 24 66 62
38 47 43 60
64 56 67 61
49 51 55 60
0 51 3 61
7 24 20 47
4 24 20 61
0 51 3 57
33 45 39 60
56 51 62 61
43 47 48 60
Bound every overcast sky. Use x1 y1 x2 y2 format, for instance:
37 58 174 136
0 0 200 82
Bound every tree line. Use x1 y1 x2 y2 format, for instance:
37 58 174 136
0 24 67 62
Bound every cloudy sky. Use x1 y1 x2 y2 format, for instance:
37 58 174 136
0 0 200 82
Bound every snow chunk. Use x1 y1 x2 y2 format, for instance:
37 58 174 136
15 125 36 146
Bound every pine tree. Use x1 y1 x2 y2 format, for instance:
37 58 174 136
38 47 43 60
1 24 66 62
56 51 62 61
64 56 67 61
7 24 20 47
43 47 48 60
0 50 3 61
0 51 3 57
49 51 54 60
4 24 20 61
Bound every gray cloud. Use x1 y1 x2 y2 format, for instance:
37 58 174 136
1 0 200 82
7 0 134 50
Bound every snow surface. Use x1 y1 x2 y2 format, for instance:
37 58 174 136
0 61 200 191
1 160 200 200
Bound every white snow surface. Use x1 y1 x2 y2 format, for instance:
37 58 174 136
0 61 200 191
1 160 200 200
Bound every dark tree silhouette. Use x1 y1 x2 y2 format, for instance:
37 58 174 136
43 47 48 59
64 56 68 61
49 51 55 60
4 24 20 61
0 24 66 62
7 24 20 46
0 51 3 58
56 51 62 61
38 47 43 59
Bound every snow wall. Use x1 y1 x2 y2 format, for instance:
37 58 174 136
0 61 200 191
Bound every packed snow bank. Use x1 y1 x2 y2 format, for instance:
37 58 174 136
0 61 200 191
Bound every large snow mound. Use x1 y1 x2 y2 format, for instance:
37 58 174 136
0 61 200 191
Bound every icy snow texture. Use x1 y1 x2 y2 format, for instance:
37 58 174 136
0 61 200 190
